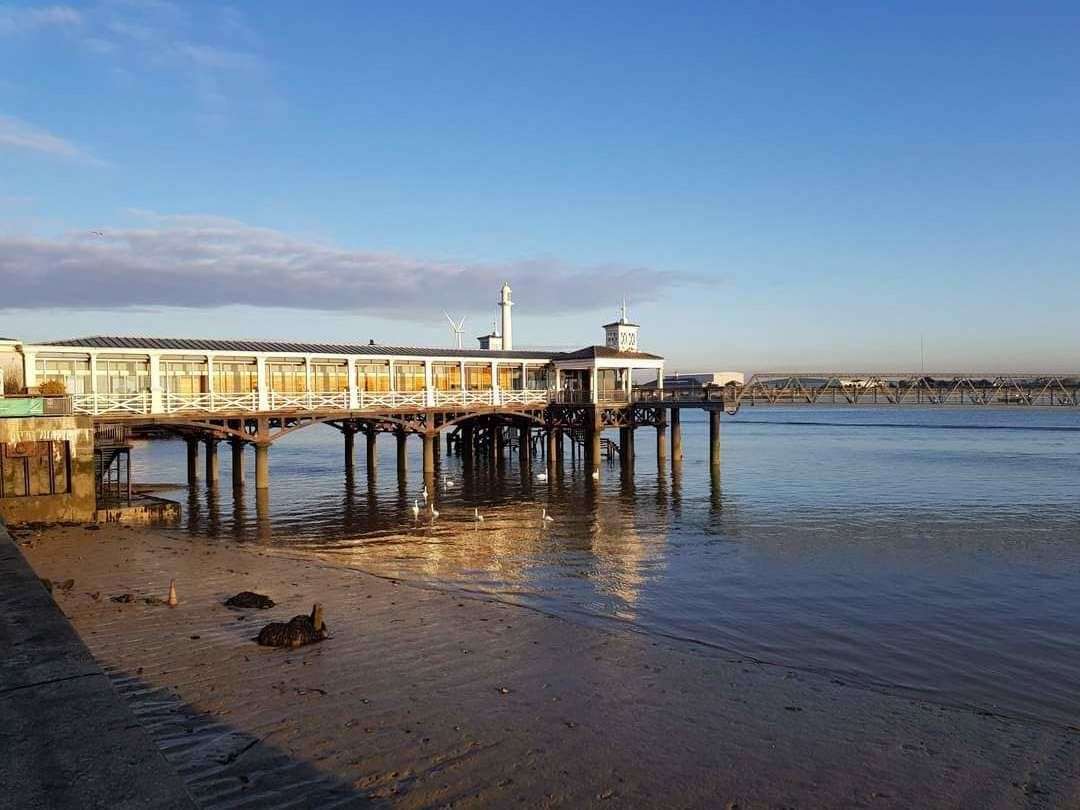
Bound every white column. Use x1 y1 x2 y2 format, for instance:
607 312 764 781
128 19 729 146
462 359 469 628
89 353 99 395
388 360 395 391
590 367 598 404
206 353 216 409
460 360 466 392
423 359 434 407
657 366 664 390
492 360 500 405
22 350 37 388
149 354 163 413
348 359 359 409
521 361 527 391
624 366 632 399
305 356 314 406
256 357 269 410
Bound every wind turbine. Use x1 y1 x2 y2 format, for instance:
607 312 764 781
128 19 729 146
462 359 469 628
444 311 467 349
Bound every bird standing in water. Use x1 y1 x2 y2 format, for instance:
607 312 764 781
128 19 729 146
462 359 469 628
541 508 554 527
474 507 484 524
411 500 420 523
430 503 440 523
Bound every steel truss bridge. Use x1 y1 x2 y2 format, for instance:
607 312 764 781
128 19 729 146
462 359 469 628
638 373 1080 414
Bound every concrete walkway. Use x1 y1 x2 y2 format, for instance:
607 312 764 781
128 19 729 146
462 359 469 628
0 521 195 810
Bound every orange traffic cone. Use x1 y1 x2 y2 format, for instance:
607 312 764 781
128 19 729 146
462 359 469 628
166 579 178 607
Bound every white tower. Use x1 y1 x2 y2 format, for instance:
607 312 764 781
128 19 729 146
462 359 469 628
499 282 513 351
603 299 640 352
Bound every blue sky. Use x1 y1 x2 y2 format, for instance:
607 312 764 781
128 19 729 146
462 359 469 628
1 1 1079 372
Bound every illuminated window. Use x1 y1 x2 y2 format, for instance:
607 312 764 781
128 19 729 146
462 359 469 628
357 362 390 392
498 365 523 390
161 359 209 394
394 363 425 392
213 359 257 393
526 365 550 390
432 363 461 391
312 362 349 392
268 362 307 393
96 357 151 395
35 357 91 394
464 364 492 391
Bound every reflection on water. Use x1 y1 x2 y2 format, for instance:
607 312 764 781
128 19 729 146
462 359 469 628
135 408 1080 728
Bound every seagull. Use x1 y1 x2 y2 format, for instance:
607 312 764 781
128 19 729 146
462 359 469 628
411 500 420 522
541 508 554 526
474 507 484 523
443 477 455 488
90 230 104 238
535 471 548 482
591 469 600 480
422 485 428 503
430 503 440 522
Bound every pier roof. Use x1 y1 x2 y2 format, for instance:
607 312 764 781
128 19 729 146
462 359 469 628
556 345 663 361
33 335 565 360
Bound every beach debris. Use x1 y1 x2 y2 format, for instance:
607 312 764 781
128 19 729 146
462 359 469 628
39 578 53 593
87 591 100 601
496 686 510 694
256 603 329 648
224 591 275 609
144 596 165 606
83 524 101 531
166 579 178 607
57 578 75 592
443 477 455 488
110 593 135 603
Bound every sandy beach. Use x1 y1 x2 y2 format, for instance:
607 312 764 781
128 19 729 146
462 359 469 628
17 523 1080 809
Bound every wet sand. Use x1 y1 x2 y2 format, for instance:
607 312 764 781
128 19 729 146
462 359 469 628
19 524 1080 809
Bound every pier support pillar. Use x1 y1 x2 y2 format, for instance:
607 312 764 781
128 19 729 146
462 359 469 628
519 425 530 467
366 430 377 478
396 431 408 477
422 432 435 474
589 427 601 474
344 427 355 472
671 408 683 464
462 425 474 461
185 438 199 486
709 410 722 467
231 440 245 488
204 438 219 487
547 430 557 475
254 443 270 489
656 422 668 467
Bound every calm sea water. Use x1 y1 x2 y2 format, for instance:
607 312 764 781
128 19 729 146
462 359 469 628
134 408 1080 728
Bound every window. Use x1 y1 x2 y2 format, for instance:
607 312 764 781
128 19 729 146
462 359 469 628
96 357 150 394
0 441 70 498
161 359 209 394
213 359 258 393
394 363 425 392
498 365 523 390
464 363 492 391
268 362 307 393
432 363 461 391
526 365 550 390
312 363 349 392
36 357 91 394
357 362 390 392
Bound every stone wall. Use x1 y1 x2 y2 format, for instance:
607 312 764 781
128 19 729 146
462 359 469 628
0 416 95 524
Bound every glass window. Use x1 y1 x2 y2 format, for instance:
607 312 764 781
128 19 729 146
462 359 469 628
268 362 307 393
213 359 257 393
394 363 425 392
464 363 492 391
498 365 523 390
313 363 349 392
35 357 91 394
161 359 209 394
357 362 390 392
526 365 550 390
96 357 150 395
432 363 461 391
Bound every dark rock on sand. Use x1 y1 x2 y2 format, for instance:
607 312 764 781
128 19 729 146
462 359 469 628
256 604 328 648
110 593 135 603
225 591 275 609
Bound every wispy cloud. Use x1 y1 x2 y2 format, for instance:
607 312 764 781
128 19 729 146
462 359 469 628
0 213 697 317
0 4 81 35
0 114 102 164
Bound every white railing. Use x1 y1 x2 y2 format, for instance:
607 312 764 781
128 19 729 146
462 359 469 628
358 391 427 409
500 389 550 405
74 392 151 415
268 391 350 410
434 389 495 407
163 392 215 412
78 387 550 416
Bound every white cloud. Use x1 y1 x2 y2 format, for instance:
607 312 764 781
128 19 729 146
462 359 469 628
0 4 81 34
0 114 102 164
0 214 697 316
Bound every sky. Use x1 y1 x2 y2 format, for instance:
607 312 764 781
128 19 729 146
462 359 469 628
1 1 1079 373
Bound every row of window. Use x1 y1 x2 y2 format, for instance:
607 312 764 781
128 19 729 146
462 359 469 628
34 357 552 395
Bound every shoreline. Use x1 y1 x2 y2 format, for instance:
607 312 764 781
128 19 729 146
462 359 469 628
21 523 1080 808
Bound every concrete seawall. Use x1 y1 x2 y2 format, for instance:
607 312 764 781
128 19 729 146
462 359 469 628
0 520 194 809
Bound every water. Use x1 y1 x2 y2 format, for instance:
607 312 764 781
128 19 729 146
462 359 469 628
134 408 1080 728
